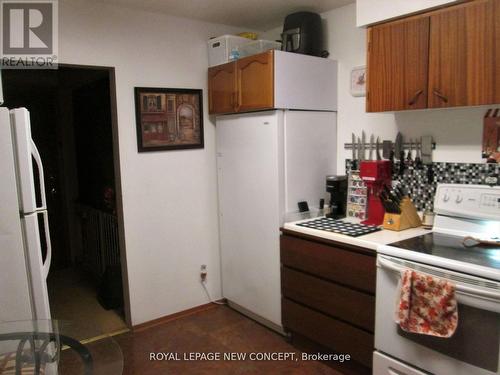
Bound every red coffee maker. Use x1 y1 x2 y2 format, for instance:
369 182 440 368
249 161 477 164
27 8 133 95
359 160 392 226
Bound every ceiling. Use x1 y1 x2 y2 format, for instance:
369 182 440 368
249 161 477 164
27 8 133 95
95 0 354 30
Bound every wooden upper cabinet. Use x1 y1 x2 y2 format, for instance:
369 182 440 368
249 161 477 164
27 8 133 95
236 50 274 112
367 17 430 112
208 61 236 114
366 0 500 112
428 0 500 108
208 50 337 115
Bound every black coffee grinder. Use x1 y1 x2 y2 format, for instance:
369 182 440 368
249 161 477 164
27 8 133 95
326 175 347 219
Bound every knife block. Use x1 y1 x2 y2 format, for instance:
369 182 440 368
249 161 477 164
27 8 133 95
383 197 422 231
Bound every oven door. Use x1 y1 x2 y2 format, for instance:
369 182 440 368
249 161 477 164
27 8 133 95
375 254 500 375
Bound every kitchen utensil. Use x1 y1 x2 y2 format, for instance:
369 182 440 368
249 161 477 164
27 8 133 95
380 189 401 214
351 133 357 170
361 131 366 161
357 136 363 161
421 135 433 164
382 197 422 231
369 134 374 160
376 137 381 160
394 132 403 159
415 138 423 169
382 140 392 160
427 164 434 184
406 139 413 166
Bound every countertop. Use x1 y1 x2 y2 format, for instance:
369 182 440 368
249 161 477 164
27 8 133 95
283 217 431 252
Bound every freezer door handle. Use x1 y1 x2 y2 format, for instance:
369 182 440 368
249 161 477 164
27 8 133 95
31 139 47 211
41 210 52 278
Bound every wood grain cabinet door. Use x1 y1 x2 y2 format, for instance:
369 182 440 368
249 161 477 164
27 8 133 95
236 51 274 112
367 17 430 112
208 62 236 114
428 0 500 108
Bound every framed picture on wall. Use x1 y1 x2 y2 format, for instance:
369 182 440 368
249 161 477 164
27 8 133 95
350 66 366 97
134 87 204 152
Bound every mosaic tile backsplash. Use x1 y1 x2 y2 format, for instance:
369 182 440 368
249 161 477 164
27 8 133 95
345 160 500 212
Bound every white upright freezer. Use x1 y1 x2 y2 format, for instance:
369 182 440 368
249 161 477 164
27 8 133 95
0 107 52 322
216 110 336 330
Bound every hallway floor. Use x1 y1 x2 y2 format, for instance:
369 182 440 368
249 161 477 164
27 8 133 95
48 268 127 341
60 305 344 374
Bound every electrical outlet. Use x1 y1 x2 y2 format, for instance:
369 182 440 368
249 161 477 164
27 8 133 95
200 264 207 282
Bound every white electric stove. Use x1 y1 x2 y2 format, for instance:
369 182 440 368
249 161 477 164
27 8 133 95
375 184 500 375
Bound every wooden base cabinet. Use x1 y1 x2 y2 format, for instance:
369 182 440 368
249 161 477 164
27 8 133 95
208 50 337 115
280 230 376 371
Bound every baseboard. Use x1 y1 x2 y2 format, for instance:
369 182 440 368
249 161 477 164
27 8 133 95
227 300 285 335
132 299 226 332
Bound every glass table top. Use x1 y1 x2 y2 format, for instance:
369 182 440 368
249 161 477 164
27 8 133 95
0 320 123 375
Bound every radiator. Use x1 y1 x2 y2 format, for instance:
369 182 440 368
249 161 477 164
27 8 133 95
79 204 120 280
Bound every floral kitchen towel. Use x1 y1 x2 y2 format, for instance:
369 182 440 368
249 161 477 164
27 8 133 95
395 270 458 338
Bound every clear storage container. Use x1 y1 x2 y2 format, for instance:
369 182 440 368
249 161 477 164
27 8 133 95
207 35 252 67
238 40 282 58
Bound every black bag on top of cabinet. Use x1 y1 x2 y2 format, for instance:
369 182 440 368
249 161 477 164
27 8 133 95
281 12 326 57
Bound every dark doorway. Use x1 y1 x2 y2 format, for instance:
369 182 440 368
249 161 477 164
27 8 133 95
2 66 128 339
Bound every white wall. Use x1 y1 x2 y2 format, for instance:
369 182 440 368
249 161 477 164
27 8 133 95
264 3 488 173
356 0 458 27
59 0 245 325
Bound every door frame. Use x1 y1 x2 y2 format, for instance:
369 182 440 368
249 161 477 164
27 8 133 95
59 63 132 327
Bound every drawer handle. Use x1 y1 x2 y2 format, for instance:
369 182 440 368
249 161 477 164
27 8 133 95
408 89 423 106
433 89 448 103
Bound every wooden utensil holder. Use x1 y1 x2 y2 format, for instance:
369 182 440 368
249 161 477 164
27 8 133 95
383 197 422 231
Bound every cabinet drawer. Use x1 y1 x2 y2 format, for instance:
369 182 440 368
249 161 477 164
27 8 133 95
280 235 376 293
282 267 375 332
282 298 374 368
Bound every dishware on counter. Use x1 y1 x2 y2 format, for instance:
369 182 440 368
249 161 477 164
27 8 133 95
422 210 435 228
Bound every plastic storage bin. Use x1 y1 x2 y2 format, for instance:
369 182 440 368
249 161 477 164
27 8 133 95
238 40 282 58
207 35 252 67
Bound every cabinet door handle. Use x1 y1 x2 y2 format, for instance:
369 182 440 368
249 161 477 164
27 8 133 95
234 92 239 110
433 89 448 103
408 90 423 106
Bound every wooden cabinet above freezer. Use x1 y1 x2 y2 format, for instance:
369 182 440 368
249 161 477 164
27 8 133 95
366 0 500 112
208 50 337 115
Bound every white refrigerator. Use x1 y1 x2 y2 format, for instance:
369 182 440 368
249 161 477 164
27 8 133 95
216 110 336 330
0 107 52 322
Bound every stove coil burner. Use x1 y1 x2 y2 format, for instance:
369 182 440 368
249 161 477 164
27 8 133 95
297 217 381 237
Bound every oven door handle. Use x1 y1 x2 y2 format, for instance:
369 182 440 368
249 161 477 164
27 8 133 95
377 256 500 305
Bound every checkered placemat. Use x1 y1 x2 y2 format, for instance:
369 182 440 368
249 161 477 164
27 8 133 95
297 217 380 237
